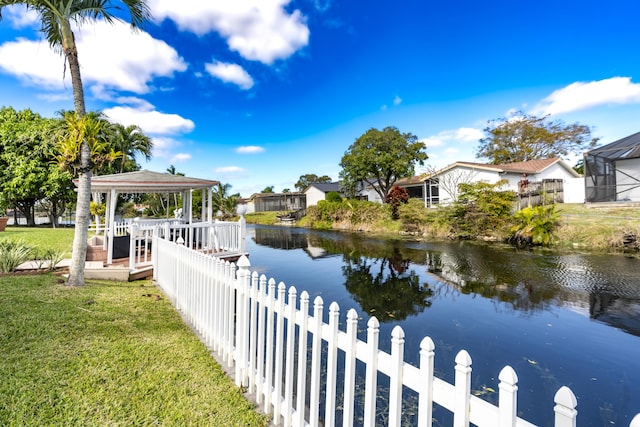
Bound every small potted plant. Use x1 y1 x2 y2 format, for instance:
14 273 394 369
0 210 8 232
0 198 9 232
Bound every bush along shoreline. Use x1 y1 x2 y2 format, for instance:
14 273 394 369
246 187 640 255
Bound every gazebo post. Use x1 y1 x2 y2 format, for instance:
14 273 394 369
207 187 213 223
107 188 117 265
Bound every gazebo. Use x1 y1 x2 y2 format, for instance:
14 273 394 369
84 170 220 267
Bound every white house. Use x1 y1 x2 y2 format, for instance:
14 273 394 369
304 182 343 206
395 158 583 206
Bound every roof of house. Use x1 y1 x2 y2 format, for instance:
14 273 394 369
586 131 640 160
404 157 580 183
304 182 342 193
82 170 220 193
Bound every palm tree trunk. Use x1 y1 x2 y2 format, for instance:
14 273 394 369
62 20 89 286
68 141 92 286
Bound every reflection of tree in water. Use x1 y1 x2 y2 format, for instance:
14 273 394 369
342 249 433 322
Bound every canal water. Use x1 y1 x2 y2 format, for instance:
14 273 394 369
245 224 640 427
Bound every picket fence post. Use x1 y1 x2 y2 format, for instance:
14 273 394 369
418 337 435 427
325 302 340 427
630 414 640 427
498 366 518 427
283 286 298 427
454 350 472 427
296 291 310 427
255 274 267 405
273 282 287 424
389 326 405 427
263 278 276 415
554 386 577 427
248 271 260 394
236 255 251 387
363 317 380 427
309 296 324 427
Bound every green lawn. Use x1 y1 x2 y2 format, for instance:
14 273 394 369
0 226 75 257
0 275 269 426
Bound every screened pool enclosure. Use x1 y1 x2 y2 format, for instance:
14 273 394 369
585 131 640 202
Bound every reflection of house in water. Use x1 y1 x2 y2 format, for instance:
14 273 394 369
590 289 640 337
423 247 640 336
252 227 337 260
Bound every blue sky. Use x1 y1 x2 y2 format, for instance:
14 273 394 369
1 0 640 197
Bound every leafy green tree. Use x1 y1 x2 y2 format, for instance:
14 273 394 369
0 0 151 286
476 111 599 164
261 186 274 194
339 126 427 201
0 107 72 226
294 174 332 192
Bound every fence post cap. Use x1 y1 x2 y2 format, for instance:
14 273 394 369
498 366 518 385
554 386 577 408
237 254 251 268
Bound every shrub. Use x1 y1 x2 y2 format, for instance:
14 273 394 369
385 185 409 219
0 240 33 273
325 191 343 203
511 204 560 246
451 181 516 239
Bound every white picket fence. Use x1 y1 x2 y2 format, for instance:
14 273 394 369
152 237 640 427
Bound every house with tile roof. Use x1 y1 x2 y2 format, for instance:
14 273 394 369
394 157 583 206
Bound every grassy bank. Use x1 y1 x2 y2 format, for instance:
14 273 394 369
0 275 269 426
247 202 640 253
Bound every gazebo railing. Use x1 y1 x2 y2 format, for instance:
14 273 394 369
127 218 246 272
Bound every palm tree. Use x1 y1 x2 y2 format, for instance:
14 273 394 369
0 0 151 286
110 123 153 173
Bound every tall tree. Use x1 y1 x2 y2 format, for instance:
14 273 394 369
476 111 599 164
294 174 332 192
109 123 153 173
340 126 427 202
0 0 151 286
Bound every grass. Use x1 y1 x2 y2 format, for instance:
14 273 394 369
555 203 640 250
0 226 75 257
0 275 269 427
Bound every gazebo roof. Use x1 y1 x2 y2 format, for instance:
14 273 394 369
82 170 220 193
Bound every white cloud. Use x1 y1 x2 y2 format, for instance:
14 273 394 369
532 77 640 116
421 127 483 148
171 153 192 163
0 19 186 94
205 61 254 89
2 5 39 28
215 166 247 174
236 145 265 154
393 95 402 106
103 104 195 135
149 0 309 64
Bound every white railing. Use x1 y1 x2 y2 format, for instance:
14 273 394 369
127 218 245 272
152 238 640 427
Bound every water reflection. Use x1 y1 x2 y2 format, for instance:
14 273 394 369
249 225 640 426
342 254 433 322
252 226 640 335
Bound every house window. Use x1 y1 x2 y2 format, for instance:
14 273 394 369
426 179 439 207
